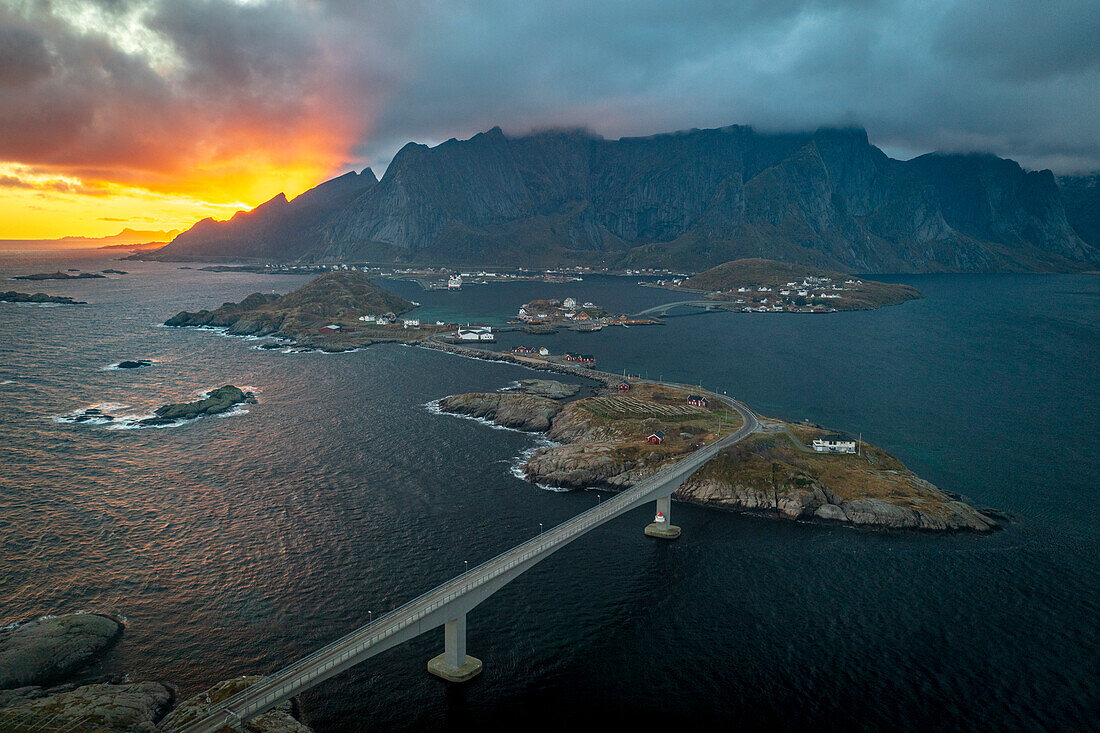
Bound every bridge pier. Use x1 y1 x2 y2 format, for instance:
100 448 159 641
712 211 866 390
427 613 483 683
644 494 681 539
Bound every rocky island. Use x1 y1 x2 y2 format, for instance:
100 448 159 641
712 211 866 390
59 386 254 428
164 270 434 350
1 291 87 305
652 258 922 312
437 380 995 532
138 385 255 426
13 271 105 281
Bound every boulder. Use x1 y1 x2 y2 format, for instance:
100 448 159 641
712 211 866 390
0 614 123 689
814 504 847 522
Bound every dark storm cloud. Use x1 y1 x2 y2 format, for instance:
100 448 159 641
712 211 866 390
0 0 1096 196
342 0 1100 173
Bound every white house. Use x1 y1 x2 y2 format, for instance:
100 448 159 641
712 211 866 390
563 297 578 310
539 346 550 356
358 314 377 322
812 435 857 454
458 326 494 341
402 318 420 329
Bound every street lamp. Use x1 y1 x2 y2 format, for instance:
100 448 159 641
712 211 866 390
368 610 373 624
464 560 469 575
539 522 543 536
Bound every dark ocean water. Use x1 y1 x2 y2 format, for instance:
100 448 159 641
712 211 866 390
0 252 1096 732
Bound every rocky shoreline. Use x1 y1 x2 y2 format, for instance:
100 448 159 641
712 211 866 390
434 382 997 533
0 614 313 732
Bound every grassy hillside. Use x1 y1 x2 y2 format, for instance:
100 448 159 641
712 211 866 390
165 270 415 338
276 270 414 317
682 257 922 310
685 258 837 288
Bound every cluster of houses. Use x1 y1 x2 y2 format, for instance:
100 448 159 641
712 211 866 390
516 297 602 324
705 275 868 313
358 312 421 329
563 353 596 365
511 345 551 357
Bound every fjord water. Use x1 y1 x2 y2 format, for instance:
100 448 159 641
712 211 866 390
0 252 1096 731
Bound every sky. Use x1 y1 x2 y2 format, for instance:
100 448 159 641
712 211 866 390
1 0 1098 240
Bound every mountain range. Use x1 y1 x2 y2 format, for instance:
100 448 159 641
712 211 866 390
146 124 1100 273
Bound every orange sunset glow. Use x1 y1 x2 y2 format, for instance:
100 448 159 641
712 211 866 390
0 0 373 241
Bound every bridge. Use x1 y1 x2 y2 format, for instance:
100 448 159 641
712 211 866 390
174 386 759 732
632 299 734 318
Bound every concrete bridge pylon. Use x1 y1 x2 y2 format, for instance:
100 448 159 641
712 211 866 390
644 494 681 539
427 612 483 682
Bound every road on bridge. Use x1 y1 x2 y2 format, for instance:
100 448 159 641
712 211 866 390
174 386 759 732
632 299 734 317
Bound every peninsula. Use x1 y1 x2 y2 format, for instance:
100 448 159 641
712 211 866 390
438 381 995 532
649 258 922 312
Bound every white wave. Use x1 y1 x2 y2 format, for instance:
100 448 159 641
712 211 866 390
508 437 569 492
422 398 529 434
424 396 571 491
106 417 185 431
0 380 14 385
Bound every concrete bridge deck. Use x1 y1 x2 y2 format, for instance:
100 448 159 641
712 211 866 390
632 299 733 317
174 386 758 732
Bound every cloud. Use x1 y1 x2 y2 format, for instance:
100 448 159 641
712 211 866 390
0 174 34 188
0 0 1097 219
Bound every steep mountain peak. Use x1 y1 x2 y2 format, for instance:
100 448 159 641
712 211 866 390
150 121 1099 272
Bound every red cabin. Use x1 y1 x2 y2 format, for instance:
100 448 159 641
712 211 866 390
647 431 665 445
617 381 631 391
